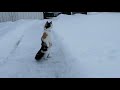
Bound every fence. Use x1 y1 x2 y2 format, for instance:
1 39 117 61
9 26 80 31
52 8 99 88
0 12 43 22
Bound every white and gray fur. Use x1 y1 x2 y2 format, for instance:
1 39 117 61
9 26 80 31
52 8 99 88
42 21 53 59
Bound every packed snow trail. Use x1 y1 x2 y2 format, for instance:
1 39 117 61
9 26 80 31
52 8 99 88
0 20 39 66
0 20 75 78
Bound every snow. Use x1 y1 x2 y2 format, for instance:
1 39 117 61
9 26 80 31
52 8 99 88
53 13 120 78
0 12 120 78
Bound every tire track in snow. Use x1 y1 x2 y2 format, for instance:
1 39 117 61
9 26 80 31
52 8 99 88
6 35 24 59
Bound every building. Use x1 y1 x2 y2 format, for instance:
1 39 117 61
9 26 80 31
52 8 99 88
0 12 43 22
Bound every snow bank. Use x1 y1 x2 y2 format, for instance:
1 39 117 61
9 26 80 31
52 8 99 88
53 13 120 78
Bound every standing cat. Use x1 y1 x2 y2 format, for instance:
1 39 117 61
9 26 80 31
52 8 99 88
35 21 53 60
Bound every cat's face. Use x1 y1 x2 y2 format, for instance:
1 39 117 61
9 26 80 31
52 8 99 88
44 21 52 29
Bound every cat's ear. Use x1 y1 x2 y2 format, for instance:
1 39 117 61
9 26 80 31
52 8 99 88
50 21 52 24
46 21 48 24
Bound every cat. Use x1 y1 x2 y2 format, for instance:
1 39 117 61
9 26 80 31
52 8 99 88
35 21 53 61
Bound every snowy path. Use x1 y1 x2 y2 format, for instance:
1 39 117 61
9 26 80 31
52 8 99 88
0 20 72 78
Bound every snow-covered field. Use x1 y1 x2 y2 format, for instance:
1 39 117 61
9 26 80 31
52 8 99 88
0 12 120 78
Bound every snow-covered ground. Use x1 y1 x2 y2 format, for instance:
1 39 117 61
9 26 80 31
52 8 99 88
0 12 120 78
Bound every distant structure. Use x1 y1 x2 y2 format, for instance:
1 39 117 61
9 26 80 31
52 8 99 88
43 12 87 19
43 12 61 19
0 12 88 22
0 12 43 22
72 12 87 15
60 12 87 15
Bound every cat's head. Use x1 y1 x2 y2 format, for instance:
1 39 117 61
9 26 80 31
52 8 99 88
44 21 52 30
